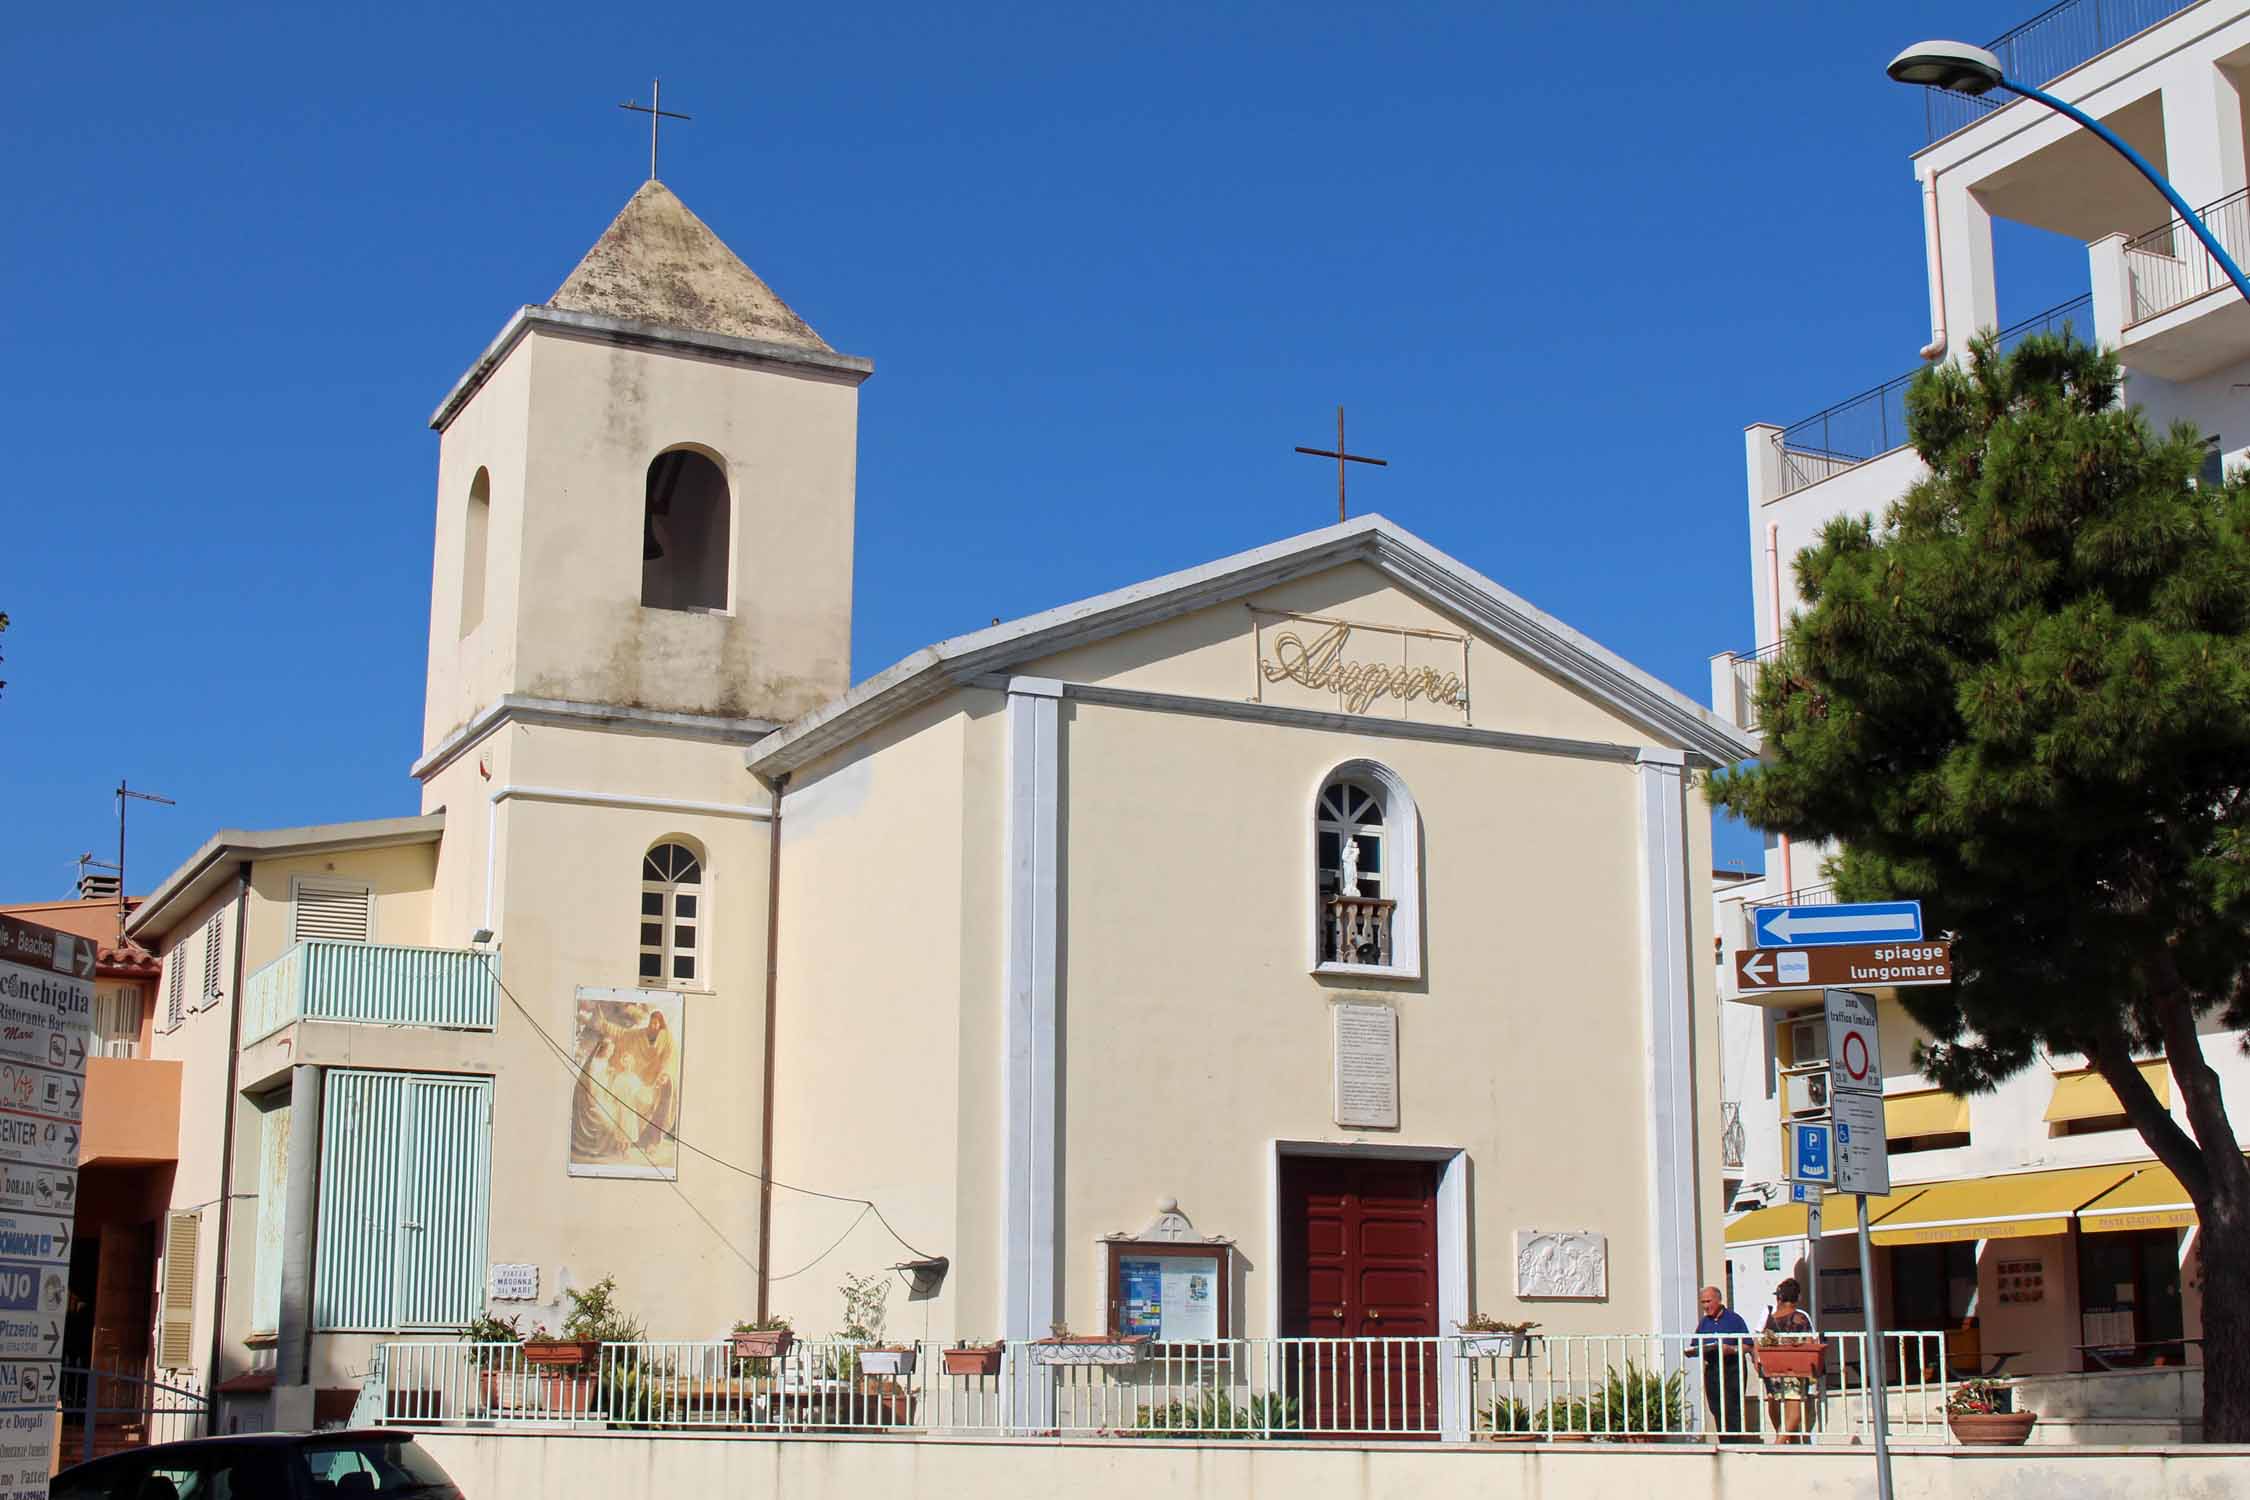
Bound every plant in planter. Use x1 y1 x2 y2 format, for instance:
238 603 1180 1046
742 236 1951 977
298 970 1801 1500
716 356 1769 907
1485 1395 1538 1441
1537 1396 1596 1442
1750 1329 1826 1383
1455 1314 1542 1359
1029 1321 1150 1366
1947 1378 2037 1445
459 1312 524 1365
940 1341 1005 1378
729 1315 795 1362
1594 1361 1685 1440
1132 1390 1299 1439
519 1322 598 1369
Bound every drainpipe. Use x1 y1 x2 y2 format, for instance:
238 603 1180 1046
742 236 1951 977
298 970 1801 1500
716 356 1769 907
754 773 788 1323
1766 525 1795 896
206 865 251 1398
1918 176 1949 361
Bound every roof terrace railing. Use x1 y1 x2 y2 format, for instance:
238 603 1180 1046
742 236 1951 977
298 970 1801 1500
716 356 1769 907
1771 294 2093 499
1921 0 2199 144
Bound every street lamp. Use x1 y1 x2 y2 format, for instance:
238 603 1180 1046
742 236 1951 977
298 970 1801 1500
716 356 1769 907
1888 39 2250 307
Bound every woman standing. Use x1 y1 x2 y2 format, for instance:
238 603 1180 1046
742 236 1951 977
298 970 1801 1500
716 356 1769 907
1760 1278 1817 1443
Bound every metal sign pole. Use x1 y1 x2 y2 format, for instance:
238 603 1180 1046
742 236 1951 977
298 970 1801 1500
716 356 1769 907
1855 1193 1894 1500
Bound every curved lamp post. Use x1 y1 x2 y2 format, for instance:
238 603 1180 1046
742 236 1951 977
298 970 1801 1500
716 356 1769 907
1888 39 2250 307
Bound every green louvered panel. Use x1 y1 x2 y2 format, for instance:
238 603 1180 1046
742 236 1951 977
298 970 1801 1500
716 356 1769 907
314 1071 492 1331
396 1077 493 1329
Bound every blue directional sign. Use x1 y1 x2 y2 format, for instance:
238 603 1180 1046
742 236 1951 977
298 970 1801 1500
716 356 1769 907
1754 900 1924 949
1787 1122 1833 1186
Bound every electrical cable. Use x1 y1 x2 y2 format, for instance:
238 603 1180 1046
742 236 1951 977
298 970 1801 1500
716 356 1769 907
474 953 933 1279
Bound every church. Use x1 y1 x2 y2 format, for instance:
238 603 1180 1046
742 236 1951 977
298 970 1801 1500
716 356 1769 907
123 178 1754 1430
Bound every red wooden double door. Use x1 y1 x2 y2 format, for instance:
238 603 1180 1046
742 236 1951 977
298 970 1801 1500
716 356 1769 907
1277 1155 1440 1436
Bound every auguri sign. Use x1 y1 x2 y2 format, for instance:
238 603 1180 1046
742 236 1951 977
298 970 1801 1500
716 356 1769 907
1256 615 1469 716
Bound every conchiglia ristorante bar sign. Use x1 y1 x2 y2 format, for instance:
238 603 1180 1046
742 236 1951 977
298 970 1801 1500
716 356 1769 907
1251 607 1471 720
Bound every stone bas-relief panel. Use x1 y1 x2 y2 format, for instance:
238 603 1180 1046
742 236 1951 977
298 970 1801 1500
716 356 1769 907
1515 1229 1608 1300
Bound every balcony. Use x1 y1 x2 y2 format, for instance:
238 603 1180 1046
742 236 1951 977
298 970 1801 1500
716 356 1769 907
243 940 497 1045
1769 295 2093 501
1322 896 1395 967
1917 0 2199 144
2107 188 2250 379
1710 640 1782 734
78 1056 181 1166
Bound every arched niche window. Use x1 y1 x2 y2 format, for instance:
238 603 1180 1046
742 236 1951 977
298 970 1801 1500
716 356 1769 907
640 840 705 989
641 449 731 612
1310 761 1422 977
459 467 490 637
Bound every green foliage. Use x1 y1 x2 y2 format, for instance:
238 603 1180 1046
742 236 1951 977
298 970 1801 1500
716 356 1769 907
1132 1389 1299 1438
1947 1377 2015 1416
1709 332 2250 1101
824 1271 891 1379
560 1275 645 1344
1595 1362 1685 1435
1486 1395 1537 1434
458 1310 523 1368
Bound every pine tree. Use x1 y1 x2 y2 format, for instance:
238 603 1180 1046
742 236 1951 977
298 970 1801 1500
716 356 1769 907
1709 333 2250 1441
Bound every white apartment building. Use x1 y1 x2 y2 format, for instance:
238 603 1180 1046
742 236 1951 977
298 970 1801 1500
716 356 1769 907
1708 0 2250 1430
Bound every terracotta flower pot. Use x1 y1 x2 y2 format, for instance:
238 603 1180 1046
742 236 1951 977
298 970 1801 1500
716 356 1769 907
1753 1342 1826 1381
521 1339 598 1368
729 1328 796 1360
1949 1410 2037 1446
942 1344 1004 1377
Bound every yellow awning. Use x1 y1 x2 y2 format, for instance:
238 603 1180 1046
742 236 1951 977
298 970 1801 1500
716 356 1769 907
1868 1162 2139 1246
1724 1188 1927 1246
1885 1090 1969 1139
2043 1060 2170 1123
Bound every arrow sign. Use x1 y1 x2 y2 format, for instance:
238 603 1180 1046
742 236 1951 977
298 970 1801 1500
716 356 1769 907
1755 901 1924 948
1734 941 1952 994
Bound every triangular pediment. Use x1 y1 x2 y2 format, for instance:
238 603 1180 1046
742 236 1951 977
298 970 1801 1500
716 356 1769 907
546 181 832 351
748 516 1756 776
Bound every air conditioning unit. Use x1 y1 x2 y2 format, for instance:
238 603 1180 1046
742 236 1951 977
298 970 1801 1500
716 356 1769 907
1783 1068 1831 1119
1784 1015 1827 1069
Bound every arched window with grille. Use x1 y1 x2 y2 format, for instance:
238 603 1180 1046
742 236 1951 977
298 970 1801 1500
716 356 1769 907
1311 761 1422 976
640 841 704 988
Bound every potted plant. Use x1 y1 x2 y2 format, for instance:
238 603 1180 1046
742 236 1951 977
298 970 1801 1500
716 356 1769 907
941 1341 1005 1378
1537 1396 1595 1443
1947 1378 2037 1445
1029 1321 1149 1367
1598 1360 1685 1441
729 1316 795 1361
1455 1314 1542 1359
1751 1328 1826 1382
1485 1395 1538 1442
520 1322 599 1369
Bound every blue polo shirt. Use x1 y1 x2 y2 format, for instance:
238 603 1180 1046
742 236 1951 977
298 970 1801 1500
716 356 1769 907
1689 1308 1750 1354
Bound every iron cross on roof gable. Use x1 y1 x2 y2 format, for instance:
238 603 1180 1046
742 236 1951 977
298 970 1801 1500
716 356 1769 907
619 79 692 182
1294 406 1387 523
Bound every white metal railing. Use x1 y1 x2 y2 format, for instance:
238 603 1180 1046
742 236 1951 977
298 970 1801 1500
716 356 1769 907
243 940 497 1043
1723 641 1783 733
370 1331 1952 1445
2125 187 2250 325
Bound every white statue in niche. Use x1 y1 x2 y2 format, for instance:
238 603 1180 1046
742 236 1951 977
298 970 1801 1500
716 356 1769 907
1339 837 1362 897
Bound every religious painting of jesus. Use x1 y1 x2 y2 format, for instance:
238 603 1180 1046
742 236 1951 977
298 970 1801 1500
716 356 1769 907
568 987 684 1179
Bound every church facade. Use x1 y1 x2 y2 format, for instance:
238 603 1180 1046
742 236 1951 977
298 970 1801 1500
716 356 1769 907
126 181 1754 1427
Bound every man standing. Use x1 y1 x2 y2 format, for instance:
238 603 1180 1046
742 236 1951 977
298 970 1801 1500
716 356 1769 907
1688 1285 1754 1441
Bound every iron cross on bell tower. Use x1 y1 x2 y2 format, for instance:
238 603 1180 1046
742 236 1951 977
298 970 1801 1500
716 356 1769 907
619 79 692 181
1295 406 1388 523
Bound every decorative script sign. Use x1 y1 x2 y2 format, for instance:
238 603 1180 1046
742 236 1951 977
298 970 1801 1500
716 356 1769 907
1254 610 1469 719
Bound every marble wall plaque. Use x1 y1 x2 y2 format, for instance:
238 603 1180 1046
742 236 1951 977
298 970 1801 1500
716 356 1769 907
1333 1002 1399 1129
1515 1230 1608 1300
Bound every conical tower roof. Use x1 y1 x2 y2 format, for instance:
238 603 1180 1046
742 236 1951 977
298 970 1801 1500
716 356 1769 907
545 180 832 352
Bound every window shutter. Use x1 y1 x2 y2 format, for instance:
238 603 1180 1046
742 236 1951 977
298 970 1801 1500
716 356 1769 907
313 1071 491 1332
157 1210 201 1369
165 952 186 1033
200 910 225 1010
293 882 373 944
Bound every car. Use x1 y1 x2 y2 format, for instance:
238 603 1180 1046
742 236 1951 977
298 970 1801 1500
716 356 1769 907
51 1428 464 1499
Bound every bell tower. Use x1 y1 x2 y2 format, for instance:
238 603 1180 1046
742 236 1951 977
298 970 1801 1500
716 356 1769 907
417 181 872 765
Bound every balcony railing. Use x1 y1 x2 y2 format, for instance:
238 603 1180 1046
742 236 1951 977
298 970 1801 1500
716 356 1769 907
1750 882 1838 910
1771 295 2093 499
370 1330 1954 1444
1719 640 1784 733
1323 896 1395 967
1919 0 2198 144
2124 187 2250 324
243 940 497 1044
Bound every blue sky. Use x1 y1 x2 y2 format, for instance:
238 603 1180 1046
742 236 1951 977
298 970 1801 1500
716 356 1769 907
2 1 2094 897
